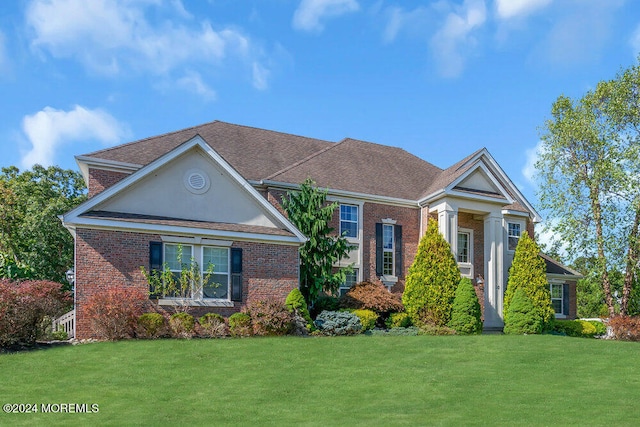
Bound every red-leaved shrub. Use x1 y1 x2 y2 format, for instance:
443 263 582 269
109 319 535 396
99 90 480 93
339 281 403 314
0 279 72 347
245 298 294 336
84 286 147 340
608 315 640 341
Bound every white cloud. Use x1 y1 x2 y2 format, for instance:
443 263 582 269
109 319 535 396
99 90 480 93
630 24 640 53
25 0 270 96
252 62 270 90
522 141 543 184
382 6 431 44
176 71 216 101
0 30 7 73
430 0 486 78
20 105 131 169
292 0 360 33
495 0 552 20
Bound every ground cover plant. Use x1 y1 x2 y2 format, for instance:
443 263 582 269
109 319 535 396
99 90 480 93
1 335 638 426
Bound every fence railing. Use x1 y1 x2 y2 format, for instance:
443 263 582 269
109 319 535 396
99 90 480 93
52 309 75 339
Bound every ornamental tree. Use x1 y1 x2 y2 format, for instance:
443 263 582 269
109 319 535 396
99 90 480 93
281 178 352 306
503 232 554 332
403 220 461 326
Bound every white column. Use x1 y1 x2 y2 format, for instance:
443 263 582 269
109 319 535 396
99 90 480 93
438 206 458 257
483 213 504 328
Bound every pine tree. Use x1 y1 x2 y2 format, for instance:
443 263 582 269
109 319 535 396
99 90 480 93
403 220 461 326
448 278 483 334
503 287 543 335
503 232 554 331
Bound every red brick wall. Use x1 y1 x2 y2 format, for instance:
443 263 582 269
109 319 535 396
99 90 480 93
458 212 485 311
88 168 130 198
74 228 299 339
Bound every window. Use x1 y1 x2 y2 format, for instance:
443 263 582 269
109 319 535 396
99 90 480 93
550 283 563 314
164 244 193 296
202 247 229 299
508 223 521 251
339 268 358 296
457 232 470 263
340 204 359 238
383 224 394 276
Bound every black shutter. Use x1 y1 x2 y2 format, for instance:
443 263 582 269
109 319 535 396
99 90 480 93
149 242 163 299
231 248 243 302
375 223 383 276
394 225 402 278
563 283 570 316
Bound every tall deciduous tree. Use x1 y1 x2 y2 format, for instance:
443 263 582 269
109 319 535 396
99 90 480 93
281 178 351 306
503 232 554 332
403 220 460 326
0 165 86 283
537 59 640 317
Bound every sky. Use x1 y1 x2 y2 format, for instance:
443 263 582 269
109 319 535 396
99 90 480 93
1 0 640 225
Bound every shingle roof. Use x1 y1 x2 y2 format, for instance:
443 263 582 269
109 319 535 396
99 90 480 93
540 253 582 277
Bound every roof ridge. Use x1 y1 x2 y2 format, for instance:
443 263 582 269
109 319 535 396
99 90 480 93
265 139 343 180
215 120 337 145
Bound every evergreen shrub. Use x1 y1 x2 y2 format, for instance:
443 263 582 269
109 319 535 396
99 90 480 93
385 312 412 329
137 312 167 339
351 309 378 331
310 294 340 318
169 312 195 338
198 313 227 338
403 221 461 326
229 313 252 337
503 287 543 335
285 288 313 329
314 310 362 335
448 278 483 335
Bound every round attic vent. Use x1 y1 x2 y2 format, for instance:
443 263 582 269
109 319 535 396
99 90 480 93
183 169 211 194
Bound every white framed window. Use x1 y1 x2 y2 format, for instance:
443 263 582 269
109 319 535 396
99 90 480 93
339 268 359 296
507 222 521 251
383 224 394 276
164 244 194 296
550 283 563 314
202 247 230 299
457 231 471 263
340 204 359 238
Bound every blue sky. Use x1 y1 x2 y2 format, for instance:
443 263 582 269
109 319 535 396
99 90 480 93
1 0 639 216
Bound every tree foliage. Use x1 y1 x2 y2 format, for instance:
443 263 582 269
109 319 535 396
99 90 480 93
0 165 86 283
504 232 554 331
503 287 544 335
281 178 351 306
402 220 461 326
537 58 640 316
448 278 482 335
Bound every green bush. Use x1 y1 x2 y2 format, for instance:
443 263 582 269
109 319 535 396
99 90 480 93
314 311 362 335
503 232 554 331
285 288 313 329
386 312 412 329
51 329 68 341
552 319 602 338
351 309 378 331
587 319 607 336
504 287 543 335
229 312 252 337
448 278 483 335
311 294 340 318
198 313 227 338
137 312 167 339
169 312 195 338
403 221 461 327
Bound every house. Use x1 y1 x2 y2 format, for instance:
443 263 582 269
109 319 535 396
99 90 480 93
62 121 577 338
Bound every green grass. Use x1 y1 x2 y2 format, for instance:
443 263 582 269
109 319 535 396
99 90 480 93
0 335 639 426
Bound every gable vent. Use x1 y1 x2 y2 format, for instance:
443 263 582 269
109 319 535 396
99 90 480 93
183 169 211 194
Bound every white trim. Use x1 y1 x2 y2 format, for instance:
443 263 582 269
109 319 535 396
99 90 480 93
64 136 307 245
506 220 524 253
161 235 233 247
158 299 234 307
381 218 397 224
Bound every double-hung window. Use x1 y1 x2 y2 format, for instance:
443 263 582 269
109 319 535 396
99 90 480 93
340 204 359 238
202 247 230 299
164 244 194 297
163 244 229 300
507 222 521 251
550 283 563 314
382 224 394 276
339 268 359 296
457 231 470 263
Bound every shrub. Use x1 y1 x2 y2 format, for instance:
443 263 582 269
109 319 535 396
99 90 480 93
51 329 68 341
339 281 403 315
314 310 362 336
503 287 543 335
448 278 483 335
552 320 600 338
588 319 607 336
386 312 412 329
351 309 378 331
285 289 313 329
0 279 72 347
137 313 167 339
169 312 195 338
403 221 461 326
310 294 340 318
84 286 147 340
608 316 640 341
503 232 554 331
246 299 294 336
198 313 228 338
229 312 252 337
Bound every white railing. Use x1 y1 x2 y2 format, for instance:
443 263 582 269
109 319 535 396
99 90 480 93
52 309 75 339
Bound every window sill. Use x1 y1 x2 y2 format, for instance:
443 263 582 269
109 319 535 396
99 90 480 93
380 275 398 286
554 314 568 319
158 298 234 307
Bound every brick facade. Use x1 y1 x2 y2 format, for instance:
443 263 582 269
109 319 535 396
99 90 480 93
87 168 130 198
74 228 299 339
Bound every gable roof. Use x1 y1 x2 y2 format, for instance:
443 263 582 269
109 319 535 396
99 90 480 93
541 253 583 278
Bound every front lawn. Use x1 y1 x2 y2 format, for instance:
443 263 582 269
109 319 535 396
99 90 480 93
0 335 638 426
